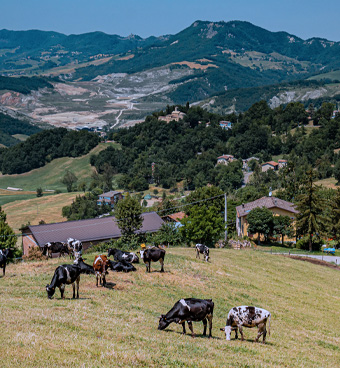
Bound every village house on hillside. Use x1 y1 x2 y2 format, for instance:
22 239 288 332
236 196 298 240
97 191 124 209
261 160 287 172
21 212 164 256
158 107 186 123
219 121 232 130
216 154 235 165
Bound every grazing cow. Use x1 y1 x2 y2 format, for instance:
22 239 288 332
0 248 12 277
140 247 165 273
74 255 95 275
195 244 210 262
93 254 109 287
107 248 139 263
46 264 81 299
67 238 83 259
107 259 136 272
42 242 69 258
220 306 271 343
158 298 214 338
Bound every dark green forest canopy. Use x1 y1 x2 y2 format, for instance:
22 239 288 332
0 76 53 94
0 128 100 174
90 101 340 192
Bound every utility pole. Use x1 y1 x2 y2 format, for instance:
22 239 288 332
224 193 227 241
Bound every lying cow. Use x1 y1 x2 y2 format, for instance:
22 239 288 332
0 248 12 277
93 254 109 287
158 298 214 338
195 244 210 262
107 259 136 272
140 247 165 273
46 264 81 299
107 248 139 263
42 242 69 258
220 306 271 343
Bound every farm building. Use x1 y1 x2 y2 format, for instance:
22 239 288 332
236 196 298 239
97 190 124 209
21 212 164 256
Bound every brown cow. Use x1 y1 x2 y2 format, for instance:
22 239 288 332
93 254 109 287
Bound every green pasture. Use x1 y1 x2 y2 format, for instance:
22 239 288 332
1 248 339 367
0 142 117 192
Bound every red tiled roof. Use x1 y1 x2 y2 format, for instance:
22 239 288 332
26 212 164 246
236 196 298 218
166 212 186 221
262 161 279 167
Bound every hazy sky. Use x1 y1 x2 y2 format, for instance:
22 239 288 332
1 0 339 41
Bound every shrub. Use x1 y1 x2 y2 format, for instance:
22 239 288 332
23 246 45 261
296 236 322 251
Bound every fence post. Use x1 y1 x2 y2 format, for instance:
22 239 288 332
289 250 290 256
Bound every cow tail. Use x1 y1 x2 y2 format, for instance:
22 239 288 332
268 313 271 336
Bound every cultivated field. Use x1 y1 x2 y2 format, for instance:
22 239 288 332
1 248 339 367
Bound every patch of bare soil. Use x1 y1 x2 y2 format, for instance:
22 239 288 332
171 61 218 70
286 255 340 270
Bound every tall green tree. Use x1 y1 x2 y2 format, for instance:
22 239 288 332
329 188 340 244
296 170 327 251
61 170 78 192
0 206 17 250
273 215 294 244
114 195 143 240
247 207 274 243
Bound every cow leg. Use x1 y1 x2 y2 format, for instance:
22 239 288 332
181 322 186 335
2 264 5 277
207 314 213 338
202 318 207 336
96 274 99 287
187 321 195 338
255 323 266 343
160 258 164 273
196 250 199 259
147 261 151 273
60 285 65 299
76 276 80 298
234 327 238 340
238 325 245 341
102 274 106 287
72 282 75 299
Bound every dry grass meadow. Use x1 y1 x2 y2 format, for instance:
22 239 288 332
1 248 340 367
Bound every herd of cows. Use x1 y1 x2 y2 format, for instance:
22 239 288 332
1 241 272 343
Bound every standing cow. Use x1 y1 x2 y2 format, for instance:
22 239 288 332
158 298 214 338
0 248 12 277
67 238 83 259
220 306 271 343
93 254 109 287
46 264 81 299
140 247 165 273
42 242 69 258
195 244 210 262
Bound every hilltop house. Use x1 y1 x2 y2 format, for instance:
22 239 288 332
261 161 279 172
21 212 164 256
158 107 186 123
97 191 124 209
219 121 232 130
278 159 288 169
217 154 235 165
236 196 298 240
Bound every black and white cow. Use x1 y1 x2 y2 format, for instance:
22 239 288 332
220 306 271 343
0 248 12 277
195 244 210 262
158 298 214 338
107 248 139 263
73 255 95 275
140 247 165 273
67 238 83 259
42 242 69 258
107 259 136 272
46 264 81 299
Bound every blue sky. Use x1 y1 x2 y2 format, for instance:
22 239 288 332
1 0 339 41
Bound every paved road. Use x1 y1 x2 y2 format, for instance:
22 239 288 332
285 253 340 265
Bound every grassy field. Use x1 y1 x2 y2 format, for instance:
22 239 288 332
0 142 117 192
1 248 340 367
3 192 79 231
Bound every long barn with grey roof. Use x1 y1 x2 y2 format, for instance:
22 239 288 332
22 212 164 256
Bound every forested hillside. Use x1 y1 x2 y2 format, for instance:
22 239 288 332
0 76 53 94
0 128 100 174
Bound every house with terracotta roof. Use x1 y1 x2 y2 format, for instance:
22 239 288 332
158 107 186 123
21 212 164 256
278 159 288 169
261 161 279 172
236 196 298 239
162 211 186 222
217 154 235 166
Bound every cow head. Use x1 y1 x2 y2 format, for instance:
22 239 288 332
139 250 145 260
220 326 232 340
107 248 117 258
158 315 170 330
46 284 55 299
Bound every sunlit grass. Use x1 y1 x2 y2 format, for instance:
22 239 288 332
0 248 339 367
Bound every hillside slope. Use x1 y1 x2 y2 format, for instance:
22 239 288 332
1 248 339 367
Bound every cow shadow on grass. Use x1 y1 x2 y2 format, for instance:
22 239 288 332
232 338 275 346
162 329 222 340
104 282 116 289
